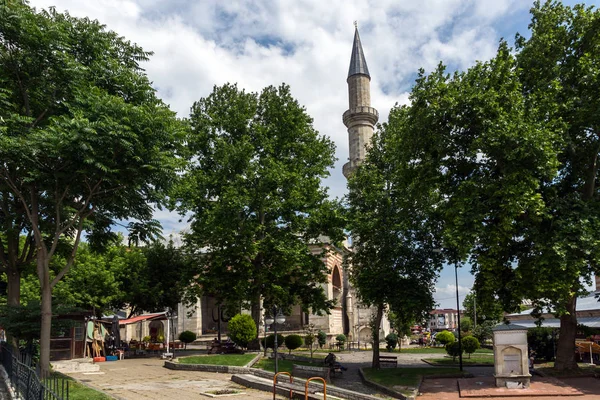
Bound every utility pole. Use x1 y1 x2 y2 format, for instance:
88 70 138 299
474 294 477 327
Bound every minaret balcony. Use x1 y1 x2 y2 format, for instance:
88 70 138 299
343 106 379 127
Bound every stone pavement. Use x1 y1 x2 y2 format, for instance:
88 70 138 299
418 376 600 400
63 349 443 399
65 358 277 399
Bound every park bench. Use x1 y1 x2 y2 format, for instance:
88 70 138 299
292 364 331 382
378 355 397 368
208 340 240 354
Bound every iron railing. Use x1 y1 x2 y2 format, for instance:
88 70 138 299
0 343 69 400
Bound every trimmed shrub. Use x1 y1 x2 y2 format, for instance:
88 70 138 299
284 334 303 354
445 341 463 361
228 314 257 349
317 330 327 348
385 333 398 351
335 334 347 348
265 333 285 349
461 336 480 358
178 330 197 349
435 331 455 346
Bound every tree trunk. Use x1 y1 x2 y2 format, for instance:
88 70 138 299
6 265 20 307
6 265 21 351
371 303 384 369
554 294 578 371
38 252 52 378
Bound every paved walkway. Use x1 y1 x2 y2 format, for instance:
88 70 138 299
66 358 276 400
65 349 442 399
418 376 600 400
65 349 599 400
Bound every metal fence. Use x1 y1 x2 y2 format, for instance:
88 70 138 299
0 343 69 400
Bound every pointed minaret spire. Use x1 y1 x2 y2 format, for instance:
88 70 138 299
343 25 378 179
348 24 370 79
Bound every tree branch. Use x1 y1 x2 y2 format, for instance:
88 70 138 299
51 214 86 288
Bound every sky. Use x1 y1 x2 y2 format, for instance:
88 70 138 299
29 0 600 309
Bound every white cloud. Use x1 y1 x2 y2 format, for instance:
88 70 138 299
28 0 599 237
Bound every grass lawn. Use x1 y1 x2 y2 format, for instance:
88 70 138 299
50 373 111 400
253 358 323 373
178 353 257 366
396 347 493 354
535 362 598 377
363 367 468 391
424 354 494 365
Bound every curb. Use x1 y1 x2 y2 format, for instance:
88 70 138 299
357 367 414 400
421 358 494 367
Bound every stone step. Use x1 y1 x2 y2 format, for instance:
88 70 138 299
52 359 100 373
232 373 379 400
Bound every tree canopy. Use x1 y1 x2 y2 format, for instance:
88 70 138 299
176 83 345 324
373 0 600 372
0 2 184 375
346 124 444 368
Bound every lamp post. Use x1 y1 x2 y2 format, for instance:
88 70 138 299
265 306 286 373
455 263 463 371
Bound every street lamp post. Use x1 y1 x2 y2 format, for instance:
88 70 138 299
455 263 463 371
265 307 286 373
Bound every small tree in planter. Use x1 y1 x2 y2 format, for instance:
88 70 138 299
317 330 327 349
335 334 346 350
304 323 318 359
385 333 398 351
228 314 257 349
461 336 480 359
265 333 285 349
284 334 303 354
178 331 197 349
445 341 463 361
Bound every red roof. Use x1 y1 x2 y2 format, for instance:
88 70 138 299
118 312 166 325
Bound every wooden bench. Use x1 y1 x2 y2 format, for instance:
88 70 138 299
378 355 397 368
292 364 330 382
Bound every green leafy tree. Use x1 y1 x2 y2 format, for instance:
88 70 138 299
381 4 600 371
335 333 346 349
507 1 600 372
177 83 344 330
388 311 414 352
435 331 455 346
460 317 472 334
463 291 504 325
472 321 495 345
0 3 184 375
113 240 193 317
52 244 126 315
445 341 463 362
461 336 480 358
317 330 327 348
178 331 197 349
303 323 318 359
385 333 398 351
284 334 303 354
228 314 257 349
347 123 443 368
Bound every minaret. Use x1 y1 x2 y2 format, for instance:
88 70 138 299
343 25 379 179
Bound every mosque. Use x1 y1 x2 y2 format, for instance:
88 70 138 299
121 27 391 346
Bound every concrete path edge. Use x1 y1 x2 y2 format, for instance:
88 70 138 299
357 367 412 400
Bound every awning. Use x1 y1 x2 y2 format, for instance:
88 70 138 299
118 312 167 325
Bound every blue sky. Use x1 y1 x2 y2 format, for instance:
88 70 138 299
29 0 600 308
